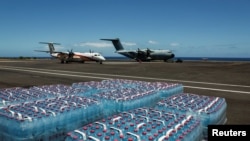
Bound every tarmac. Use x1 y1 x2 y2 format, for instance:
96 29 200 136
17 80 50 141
0 59 250 125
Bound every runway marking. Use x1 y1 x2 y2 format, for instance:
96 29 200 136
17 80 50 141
184 86 250 94
1 66 250 95
2 65 250 88
0 66 112 80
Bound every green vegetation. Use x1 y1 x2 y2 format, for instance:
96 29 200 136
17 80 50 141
0 57 37 60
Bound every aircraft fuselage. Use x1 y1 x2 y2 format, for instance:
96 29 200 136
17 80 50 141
117 49 174 61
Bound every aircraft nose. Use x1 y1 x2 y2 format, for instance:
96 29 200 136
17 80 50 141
101 56 106 61
171 54 175 58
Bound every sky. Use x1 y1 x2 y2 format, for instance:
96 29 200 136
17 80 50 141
0 0 250 58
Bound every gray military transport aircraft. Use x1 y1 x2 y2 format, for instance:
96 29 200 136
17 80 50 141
101 38 175 62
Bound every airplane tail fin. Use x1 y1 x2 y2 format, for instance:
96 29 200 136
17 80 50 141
39 42 60 54
100 38 124 51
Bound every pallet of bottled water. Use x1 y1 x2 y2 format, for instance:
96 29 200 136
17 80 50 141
72 79 183 98
72 79 183 116
0 79 226 141
0 84 88 106
0 95 102 141
154 93 227 139
65 107 203 141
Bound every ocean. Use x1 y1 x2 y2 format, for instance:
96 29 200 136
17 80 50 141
105 56 250 62
173 57 250 62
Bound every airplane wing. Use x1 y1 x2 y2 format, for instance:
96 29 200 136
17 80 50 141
117 50 138 56
34 50 51 53
34 50 68 54
56 51 69 55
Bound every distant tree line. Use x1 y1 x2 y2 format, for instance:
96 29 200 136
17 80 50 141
0 56 37 59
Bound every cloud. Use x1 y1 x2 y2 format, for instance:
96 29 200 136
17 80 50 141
148 40 158 44
76 42 112 48
122 42 137 46
170 42 180 47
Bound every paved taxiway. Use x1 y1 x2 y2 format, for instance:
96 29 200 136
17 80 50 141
0 59 250 124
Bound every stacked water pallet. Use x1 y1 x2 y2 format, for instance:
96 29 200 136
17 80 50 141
0 95 102 141
0 79 227 141
0 84 87 107
72 79 183 117
0 79 183 141
154 93 227 139
65 107 203 141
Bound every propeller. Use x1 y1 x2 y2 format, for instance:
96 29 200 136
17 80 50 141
67 49 74 59
134 48 143 61
136 48 143 55
136 48 152 61
89 49 94 53
146 48 152 58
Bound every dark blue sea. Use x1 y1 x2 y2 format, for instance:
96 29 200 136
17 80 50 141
105 56 250 62
173 57 250 62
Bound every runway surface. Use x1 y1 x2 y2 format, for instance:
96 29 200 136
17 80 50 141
0 59 250 124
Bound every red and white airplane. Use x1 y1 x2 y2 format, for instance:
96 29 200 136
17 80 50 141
35 42 106 64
